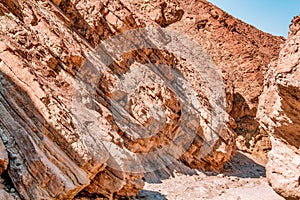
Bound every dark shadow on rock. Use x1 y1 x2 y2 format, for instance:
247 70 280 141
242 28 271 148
56 0 113 47
276 85 300 148
219 152 265 178
132 190 167 200
144 159 198 184
143 152 266 184
230 93 260 144
230 93 271 163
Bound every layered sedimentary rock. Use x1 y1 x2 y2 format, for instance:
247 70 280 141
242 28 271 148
127 0 285 161
0 0 287 199
0 0 234 199
257 16 300 200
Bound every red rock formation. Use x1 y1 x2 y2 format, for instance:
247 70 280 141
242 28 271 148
127 0 285 162
0 0 233 198
0 0 286 199
170 0 284 162
258 15 300 200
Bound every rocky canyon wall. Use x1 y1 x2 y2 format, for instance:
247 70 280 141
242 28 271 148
0 0 288 199
257 15 300 200
127 0 285 162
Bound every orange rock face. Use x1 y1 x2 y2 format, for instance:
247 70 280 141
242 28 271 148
127 0 285 162
0 0 286 199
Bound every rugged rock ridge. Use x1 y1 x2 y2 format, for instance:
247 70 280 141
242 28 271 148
0 0 286 199
257 15 300 200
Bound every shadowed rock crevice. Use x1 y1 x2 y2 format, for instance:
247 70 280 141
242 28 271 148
56 0 110 47
144 160 198 183
230 93 271 163
135 190 167 200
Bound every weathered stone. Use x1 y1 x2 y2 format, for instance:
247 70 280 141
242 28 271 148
0 0 148 198
52 0 62 6
0 188 16 200
0 0 287 199
257 15 300 200
0 133 8 175
125 0 184 27
0 0 235 198
127 0 284 163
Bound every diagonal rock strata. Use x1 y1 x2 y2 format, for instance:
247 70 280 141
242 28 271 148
0 0 287 199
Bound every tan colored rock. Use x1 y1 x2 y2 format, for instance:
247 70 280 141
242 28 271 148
126 0 184 27
0 0 286 199
127 0 284 163
257 15 300 200
0 188 16 200
0 137 8 175
0 0 236 198
0 0 146 198
289 15 300 38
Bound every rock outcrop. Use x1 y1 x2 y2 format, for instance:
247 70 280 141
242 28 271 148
0 0 234 199
127 0 285 162
0 136 8 175
0 0 287 199
257 15 300 200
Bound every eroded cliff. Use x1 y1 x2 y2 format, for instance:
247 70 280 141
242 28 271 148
258 15 300 200
0 0 288 199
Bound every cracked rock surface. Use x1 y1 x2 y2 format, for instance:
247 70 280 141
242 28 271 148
257 15 300 200
0 0 291 199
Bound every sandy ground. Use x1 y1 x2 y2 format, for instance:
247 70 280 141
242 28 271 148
133 152 284 200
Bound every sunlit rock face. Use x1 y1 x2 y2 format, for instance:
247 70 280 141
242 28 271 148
0 0 285 199
258 15 300 200
127 0 285 162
